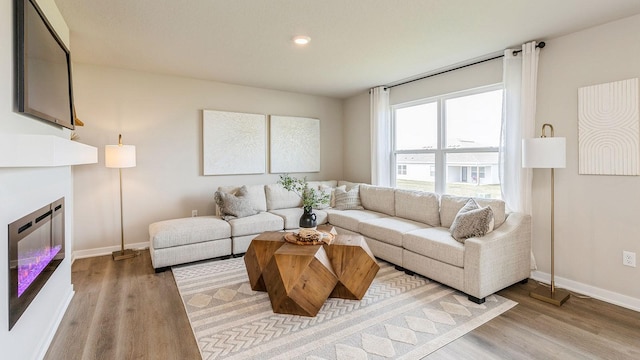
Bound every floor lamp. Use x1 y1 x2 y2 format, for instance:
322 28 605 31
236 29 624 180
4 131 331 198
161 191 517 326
522 123 569 306
105 134 137 261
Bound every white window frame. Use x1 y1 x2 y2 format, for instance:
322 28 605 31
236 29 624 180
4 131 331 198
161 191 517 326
391 83 502 194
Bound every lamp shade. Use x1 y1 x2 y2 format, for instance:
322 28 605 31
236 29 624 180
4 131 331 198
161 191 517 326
522 137 566 169
105 144 136 168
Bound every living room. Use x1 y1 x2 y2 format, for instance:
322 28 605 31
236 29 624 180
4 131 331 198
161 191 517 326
1 0 640 359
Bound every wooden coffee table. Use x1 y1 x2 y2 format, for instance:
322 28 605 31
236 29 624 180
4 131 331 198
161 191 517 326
244 228 379 317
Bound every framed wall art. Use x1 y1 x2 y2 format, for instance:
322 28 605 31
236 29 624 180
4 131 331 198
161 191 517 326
578 78 639 175
203 110 266 175
269 115 320 173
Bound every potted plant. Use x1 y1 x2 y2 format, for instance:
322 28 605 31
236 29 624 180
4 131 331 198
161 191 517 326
278 174 330 228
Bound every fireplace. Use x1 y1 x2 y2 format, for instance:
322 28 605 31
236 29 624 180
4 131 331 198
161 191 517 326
8 197 65 330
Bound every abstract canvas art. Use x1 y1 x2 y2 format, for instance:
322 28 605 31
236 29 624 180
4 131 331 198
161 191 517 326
269 116 320 173
203 110 266 175
578 78 639 175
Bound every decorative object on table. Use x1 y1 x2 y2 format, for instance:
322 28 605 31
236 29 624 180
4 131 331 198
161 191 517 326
284 228 335 245
522 123 569 306
174 257 516 360
203 109 266 175
277 174 330 228
105 134 137 261
578 78 639 175
269 115 320 173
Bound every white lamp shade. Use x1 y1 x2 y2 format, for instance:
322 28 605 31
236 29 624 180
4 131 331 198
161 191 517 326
522 137 566 169
105 144 136 168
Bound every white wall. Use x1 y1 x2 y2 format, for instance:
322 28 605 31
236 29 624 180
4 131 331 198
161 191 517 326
71 64 344 254
0 0 76 359
533 13 640 306
342 15 640 309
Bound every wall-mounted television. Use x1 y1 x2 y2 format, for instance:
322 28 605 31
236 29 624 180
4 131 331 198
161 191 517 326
15 0 75 130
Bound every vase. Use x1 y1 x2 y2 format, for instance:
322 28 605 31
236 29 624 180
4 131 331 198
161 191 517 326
299 207 317 228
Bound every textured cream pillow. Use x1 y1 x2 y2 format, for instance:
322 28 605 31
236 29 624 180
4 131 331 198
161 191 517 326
334 185 364 210
214 185 259 220
449 198 495 242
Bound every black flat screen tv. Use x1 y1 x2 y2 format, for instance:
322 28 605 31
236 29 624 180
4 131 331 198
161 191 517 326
15 0 75 130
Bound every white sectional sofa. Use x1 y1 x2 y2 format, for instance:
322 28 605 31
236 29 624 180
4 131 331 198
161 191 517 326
148 180 531 303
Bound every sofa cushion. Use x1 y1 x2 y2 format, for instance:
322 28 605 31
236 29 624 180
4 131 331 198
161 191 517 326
360 184 395 216
265 183 302 210
440 195 506 228
226 212 284 237
269 208 328 230
218 184 268 212
307 180 338 189
214 186 259 219
334 186 364 210
149 216 231 250
403 227 465 267
450 199 495 242
394 189 440 226
337 180 361 188
359 217 429 247
324 209 388 232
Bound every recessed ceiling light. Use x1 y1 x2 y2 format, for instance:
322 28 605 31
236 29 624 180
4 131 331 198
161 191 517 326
292 35 311 45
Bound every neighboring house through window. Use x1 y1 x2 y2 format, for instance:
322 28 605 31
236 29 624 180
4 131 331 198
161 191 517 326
392 84 503 198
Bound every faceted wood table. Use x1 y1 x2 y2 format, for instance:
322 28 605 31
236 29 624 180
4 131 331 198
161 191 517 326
244 229 379 317
324 234 379 300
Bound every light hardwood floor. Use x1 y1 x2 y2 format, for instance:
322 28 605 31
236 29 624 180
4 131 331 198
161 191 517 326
45 251 640 359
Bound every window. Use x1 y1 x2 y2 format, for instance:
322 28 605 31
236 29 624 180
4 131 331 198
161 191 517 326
392 85 502 198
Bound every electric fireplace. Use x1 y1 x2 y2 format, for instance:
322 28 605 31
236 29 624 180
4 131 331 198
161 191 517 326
8 198 65 330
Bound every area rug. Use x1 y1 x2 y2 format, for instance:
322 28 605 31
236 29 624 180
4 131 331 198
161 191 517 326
173 257 516 360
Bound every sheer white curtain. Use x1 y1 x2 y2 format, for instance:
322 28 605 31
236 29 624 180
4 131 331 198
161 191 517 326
370 86 391 186
499 41 540 269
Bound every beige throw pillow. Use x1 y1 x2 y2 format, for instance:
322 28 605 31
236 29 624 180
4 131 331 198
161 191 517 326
334 185 364 210
214 185 259 220
450 198 495 242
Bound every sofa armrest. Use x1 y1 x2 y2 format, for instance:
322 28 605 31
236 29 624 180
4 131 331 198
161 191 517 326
463 212 531 299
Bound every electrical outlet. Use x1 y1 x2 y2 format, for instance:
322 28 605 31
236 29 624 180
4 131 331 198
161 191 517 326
623 251 636 267
191 210 198 217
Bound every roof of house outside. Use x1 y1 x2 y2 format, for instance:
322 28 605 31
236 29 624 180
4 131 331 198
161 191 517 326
397 152 498 166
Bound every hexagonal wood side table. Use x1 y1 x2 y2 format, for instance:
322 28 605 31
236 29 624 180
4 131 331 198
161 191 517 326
324 234 380 300
262 243 338 317
244 231 285 291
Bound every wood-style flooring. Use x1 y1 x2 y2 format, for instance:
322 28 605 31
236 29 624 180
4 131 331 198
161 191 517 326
45 251 640 359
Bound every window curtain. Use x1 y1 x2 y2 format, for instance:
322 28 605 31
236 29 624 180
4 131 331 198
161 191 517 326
499 41 539 269
370 86 391 186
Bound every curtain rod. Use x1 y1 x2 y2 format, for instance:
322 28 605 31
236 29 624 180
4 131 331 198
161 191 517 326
384 41 545 90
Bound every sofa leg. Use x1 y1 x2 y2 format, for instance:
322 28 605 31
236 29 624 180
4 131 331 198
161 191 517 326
520 278 529 284
394 265 405 272
404 269 416 276
468 295 485 304
154 266 170 273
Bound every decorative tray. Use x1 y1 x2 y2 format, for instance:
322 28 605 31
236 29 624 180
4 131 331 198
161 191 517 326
284 231 335 245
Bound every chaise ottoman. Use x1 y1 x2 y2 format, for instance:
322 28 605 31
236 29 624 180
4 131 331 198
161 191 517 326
148 216 232 270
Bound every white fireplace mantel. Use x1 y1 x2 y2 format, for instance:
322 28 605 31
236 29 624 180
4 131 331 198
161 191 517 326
0 134 97 167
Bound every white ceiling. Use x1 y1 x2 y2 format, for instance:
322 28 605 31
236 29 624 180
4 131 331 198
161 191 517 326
54 0 640 99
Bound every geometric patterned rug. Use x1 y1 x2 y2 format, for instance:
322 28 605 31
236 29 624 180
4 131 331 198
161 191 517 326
172 257 517 360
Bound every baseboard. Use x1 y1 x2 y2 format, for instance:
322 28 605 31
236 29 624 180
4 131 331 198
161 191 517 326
72 241 150 262
36 285 75 360
530 271 640 312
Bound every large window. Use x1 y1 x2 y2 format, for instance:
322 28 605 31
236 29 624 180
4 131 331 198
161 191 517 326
392 85 503 198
